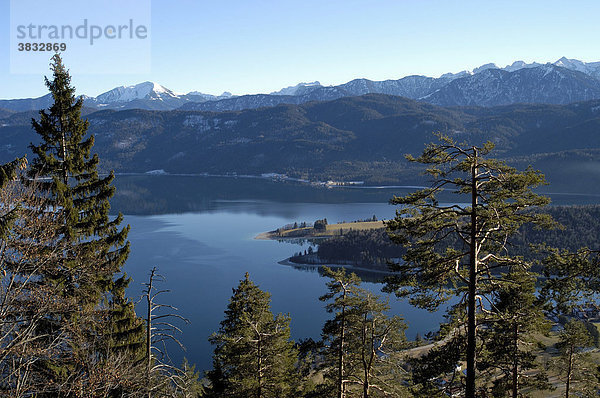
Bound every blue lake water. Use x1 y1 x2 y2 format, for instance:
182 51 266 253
113 175 600 372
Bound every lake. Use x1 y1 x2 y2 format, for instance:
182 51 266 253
112 175 600 372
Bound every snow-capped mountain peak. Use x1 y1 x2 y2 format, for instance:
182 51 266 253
95 81 177 104
186 91 234 101
149 82 169 94
473 63 499 74
551 57 600 78
271 81 322 96
439 70 471 80
553 57 590 74
4 57 600 113
496 57 600 78
503 60 542 72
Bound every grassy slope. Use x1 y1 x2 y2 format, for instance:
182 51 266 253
276 220 384 238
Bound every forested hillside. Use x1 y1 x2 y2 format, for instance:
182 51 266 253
312 205 600 270
1 94 599 191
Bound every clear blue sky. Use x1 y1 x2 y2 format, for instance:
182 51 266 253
1 0 599 99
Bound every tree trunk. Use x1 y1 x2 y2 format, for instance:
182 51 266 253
466 149 478 398
565 345 573 398
512 323 518 398
59 114 68 186
146 269 154 398
338 295 346 398
362 315 369 398
257 334 263 398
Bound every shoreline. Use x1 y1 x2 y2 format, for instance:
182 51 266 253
278 257 394 276
254 231 275 240
112 173 600 198
113 172 432 190
254 220 385 240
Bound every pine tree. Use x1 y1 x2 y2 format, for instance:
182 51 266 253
208 273 298 398
29 53 130 306
478 270 553 397
319 267 362 398
26 54 143 393
320 267 409 398
539 248 600 397
107 273 146 362
554 320 599 398
384 134 554 397
174 359 205 398
409 334 466 397
346 290 408 397
541 247 600 316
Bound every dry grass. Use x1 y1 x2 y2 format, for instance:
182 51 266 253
277 220 385 238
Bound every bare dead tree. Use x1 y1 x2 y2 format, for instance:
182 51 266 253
0 177 76 396
143 267 190 397
0 177 147 397
0 173 190 396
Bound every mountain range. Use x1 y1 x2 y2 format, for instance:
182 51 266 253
3 57 600 112
1 94 599 194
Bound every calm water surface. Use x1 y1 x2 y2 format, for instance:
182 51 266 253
113 175 600 372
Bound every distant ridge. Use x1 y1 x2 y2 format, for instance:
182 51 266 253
3 57 600 111
1 93 599 194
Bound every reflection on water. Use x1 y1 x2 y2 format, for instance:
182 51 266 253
115 175 600 372
112 175 600 215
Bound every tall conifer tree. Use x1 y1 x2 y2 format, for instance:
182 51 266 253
478 270 552 397
27 54 144 392
554 320 598 398
28 54 129 304
208 273 298 398
320 267 409 398
319 267 362 398
384 134 554 397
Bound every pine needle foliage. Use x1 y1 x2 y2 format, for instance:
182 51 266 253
384 133 554 397
24 54 144 394
208 273 298 398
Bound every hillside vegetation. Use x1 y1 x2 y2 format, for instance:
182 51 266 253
1 94 599 192
309 205 600 271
